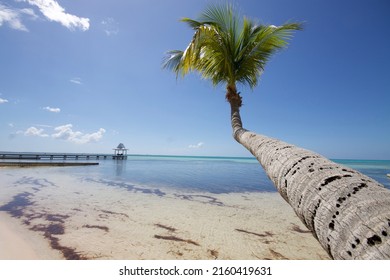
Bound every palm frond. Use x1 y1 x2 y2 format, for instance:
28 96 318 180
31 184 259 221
181 18 203 30
234 22 303 88
163 4 302 89
162 50 184 77
198 3 233 32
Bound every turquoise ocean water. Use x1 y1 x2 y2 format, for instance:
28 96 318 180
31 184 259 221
50 155 390 192
0 155 388 260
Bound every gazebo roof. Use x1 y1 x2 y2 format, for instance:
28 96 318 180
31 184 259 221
115 143 127 150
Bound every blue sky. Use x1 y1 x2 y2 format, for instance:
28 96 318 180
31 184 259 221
0 0 389 159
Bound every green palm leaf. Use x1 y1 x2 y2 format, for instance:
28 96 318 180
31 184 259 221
163 3 302 90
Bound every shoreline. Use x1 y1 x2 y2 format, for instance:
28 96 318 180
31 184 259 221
0 165 330 260
0 212 63 260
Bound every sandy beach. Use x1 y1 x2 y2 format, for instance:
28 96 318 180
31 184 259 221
0 166 330 260
0 212 63 259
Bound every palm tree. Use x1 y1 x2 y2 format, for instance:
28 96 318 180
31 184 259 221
163 4 390 259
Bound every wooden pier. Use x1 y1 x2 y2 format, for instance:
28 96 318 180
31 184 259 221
0 162 99 167
0 153 127 160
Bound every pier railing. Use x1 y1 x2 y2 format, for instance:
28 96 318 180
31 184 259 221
0 153 127 160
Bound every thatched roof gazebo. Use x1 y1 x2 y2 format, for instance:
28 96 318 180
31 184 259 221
113 143 128 159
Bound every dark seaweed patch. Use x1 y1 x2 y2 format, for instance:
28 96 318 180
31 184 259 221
100 209 129 218
155 223 177 232
154 235 200 246
290 223 311 234
14 176 57 188
47 214 70 223
84 178 166 197
174 194 224 206
83 224 109 233
235 228 274 238
23 210 69 227
31 223 86 260
0 193 85 259
269 249 289 260
44 223 65 235
0 192 34 218
208 249 219 259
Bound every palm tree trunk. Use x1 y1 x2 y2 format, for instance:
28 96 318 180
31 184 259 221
229 95 390 259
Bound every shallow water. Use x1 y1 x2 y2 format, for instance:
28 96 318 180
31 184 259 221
332 159 390 188
0 155 388 260
32 156 390 192
59 155 275 193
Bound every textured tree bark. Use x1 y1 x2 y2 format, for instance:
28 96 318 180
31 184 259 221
228 94 390 259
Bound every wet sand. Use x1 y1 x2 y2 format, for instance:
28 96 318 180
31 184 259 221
0 167 330 260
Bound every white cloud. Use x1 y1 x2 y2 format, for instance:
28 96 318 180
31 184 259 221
0 4 32 31
101 17 119 36
43 106 61 113
70 77 82 84
21 123 106 144
20 8 39 20
52 124 106 144
25 0 90 31
78 128 106 144
52 124 81 141
24 126 49 137
188 142 204 149
0 97 9 104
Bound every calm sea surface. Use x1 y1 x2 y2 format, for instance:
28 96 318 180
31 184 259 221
0 155 388 260
49 155 390 192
